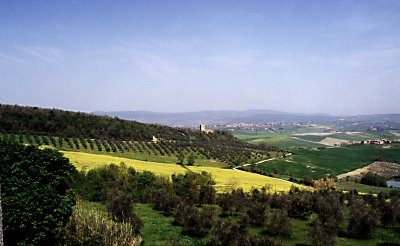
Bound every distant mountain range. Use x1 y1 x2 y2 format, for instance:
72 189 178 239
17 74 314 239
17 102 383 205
93 110 400 127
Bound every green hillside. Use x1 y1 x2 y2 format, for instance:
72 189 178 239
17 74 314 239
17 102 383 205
0 104 268 165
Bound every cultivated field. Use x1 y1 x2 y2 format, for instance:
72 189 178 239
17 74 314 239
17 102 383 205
63 151 300 192
254 144 400 178
337 161 400 181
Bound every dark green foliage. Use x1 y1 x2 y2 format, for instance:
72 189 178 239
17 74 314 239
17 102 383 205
0 140 76 245
378 195 399 228
308 192 344 246
266 209 292 236
308 219 336 246
187 152 196 165
72 163 169 204
0 104 268 163
244 201 267 226
210 218 279 246
172 202 214 237
361 172 387 187
347 200 380 239
172 171 216 205
287 191 313 219
210 218 249 246
146 189 181 215
106 189 143 234
177 151 185 164
218 189 247 216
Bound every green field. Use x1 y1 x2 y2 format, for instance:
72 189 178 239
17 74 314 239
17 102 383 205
254 144 400 178
135 203 210 245
63 151 302 192
244 135 325 148
294 135 327 142
234 128 399 148
336 182 399 194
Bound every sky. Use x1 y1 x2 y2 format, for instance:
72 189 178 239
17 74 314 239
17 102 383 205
1 0 399 115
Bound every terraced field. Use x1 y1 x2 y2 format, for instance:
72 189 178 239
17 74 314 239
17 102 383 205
63 151 300 192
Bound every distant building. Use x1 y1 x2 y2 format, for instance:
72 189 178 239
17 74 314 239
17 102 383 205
199 124 213 134
152 136 159 143
370 140 384 145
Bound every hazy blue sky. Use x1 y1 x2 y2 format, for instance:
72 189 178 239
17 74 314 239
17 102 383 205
1 0 399 115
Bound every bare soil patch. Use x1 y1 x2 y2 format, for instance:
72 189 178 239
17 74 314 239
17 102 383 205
392 131 400 137
293 132 334 136
318 137 350 146
337 161 400 181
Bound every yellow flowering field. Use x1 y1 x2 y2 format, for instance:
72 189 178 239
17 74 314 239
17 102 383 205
63 151 303 192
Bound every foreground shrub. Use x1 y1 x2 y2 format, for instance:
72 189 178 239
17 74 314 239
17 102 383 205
173 203 213 237
0 140 76 245
210 218 279 246
287 191 313 219
308 219 336 246
64 200 142 246
347 201 380 239
245 201 268 226
308 193 344 246
106 189 143 234
266 209 292 236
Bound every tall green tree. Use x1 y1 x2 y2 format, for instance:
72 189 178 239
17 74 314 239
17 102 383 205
0 184 3 246
0 140 76 245
177 152 185 165
187 152 196 166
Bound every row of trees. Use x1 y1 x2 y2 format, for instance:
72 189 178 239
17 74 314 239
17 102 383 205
0 132 267 166
72 162 400 245
0 103 271 165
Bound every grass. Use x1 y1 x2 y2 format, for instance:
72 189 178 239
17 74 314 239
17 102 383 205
255 144 400 178
79 202 209 245
135 203 209 245
295 135 327 142
336 182 399 194
235 128 400 149
63 151 302 192
249 135 325 148
80 201 400 246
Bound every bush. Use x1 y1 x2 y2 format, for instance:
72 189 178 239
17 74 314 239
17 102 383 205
0 140 76 245
360 172 387 187
245 201 267 226
210 218 279 246
64 200 142 246
266 209 292 236
308 219 336 246
347 201 380 239
106 189 143 234
287 192 313 219
173 203 213 237
308 193 343 246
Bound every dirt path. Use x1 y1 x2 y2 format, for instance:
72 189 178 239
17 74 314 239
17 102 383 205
291 136 321 145
233 158 276 170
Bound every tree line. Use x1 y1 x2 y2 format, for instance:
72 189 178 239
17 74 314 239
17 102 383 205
0 104 270 165
71 162 400 245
